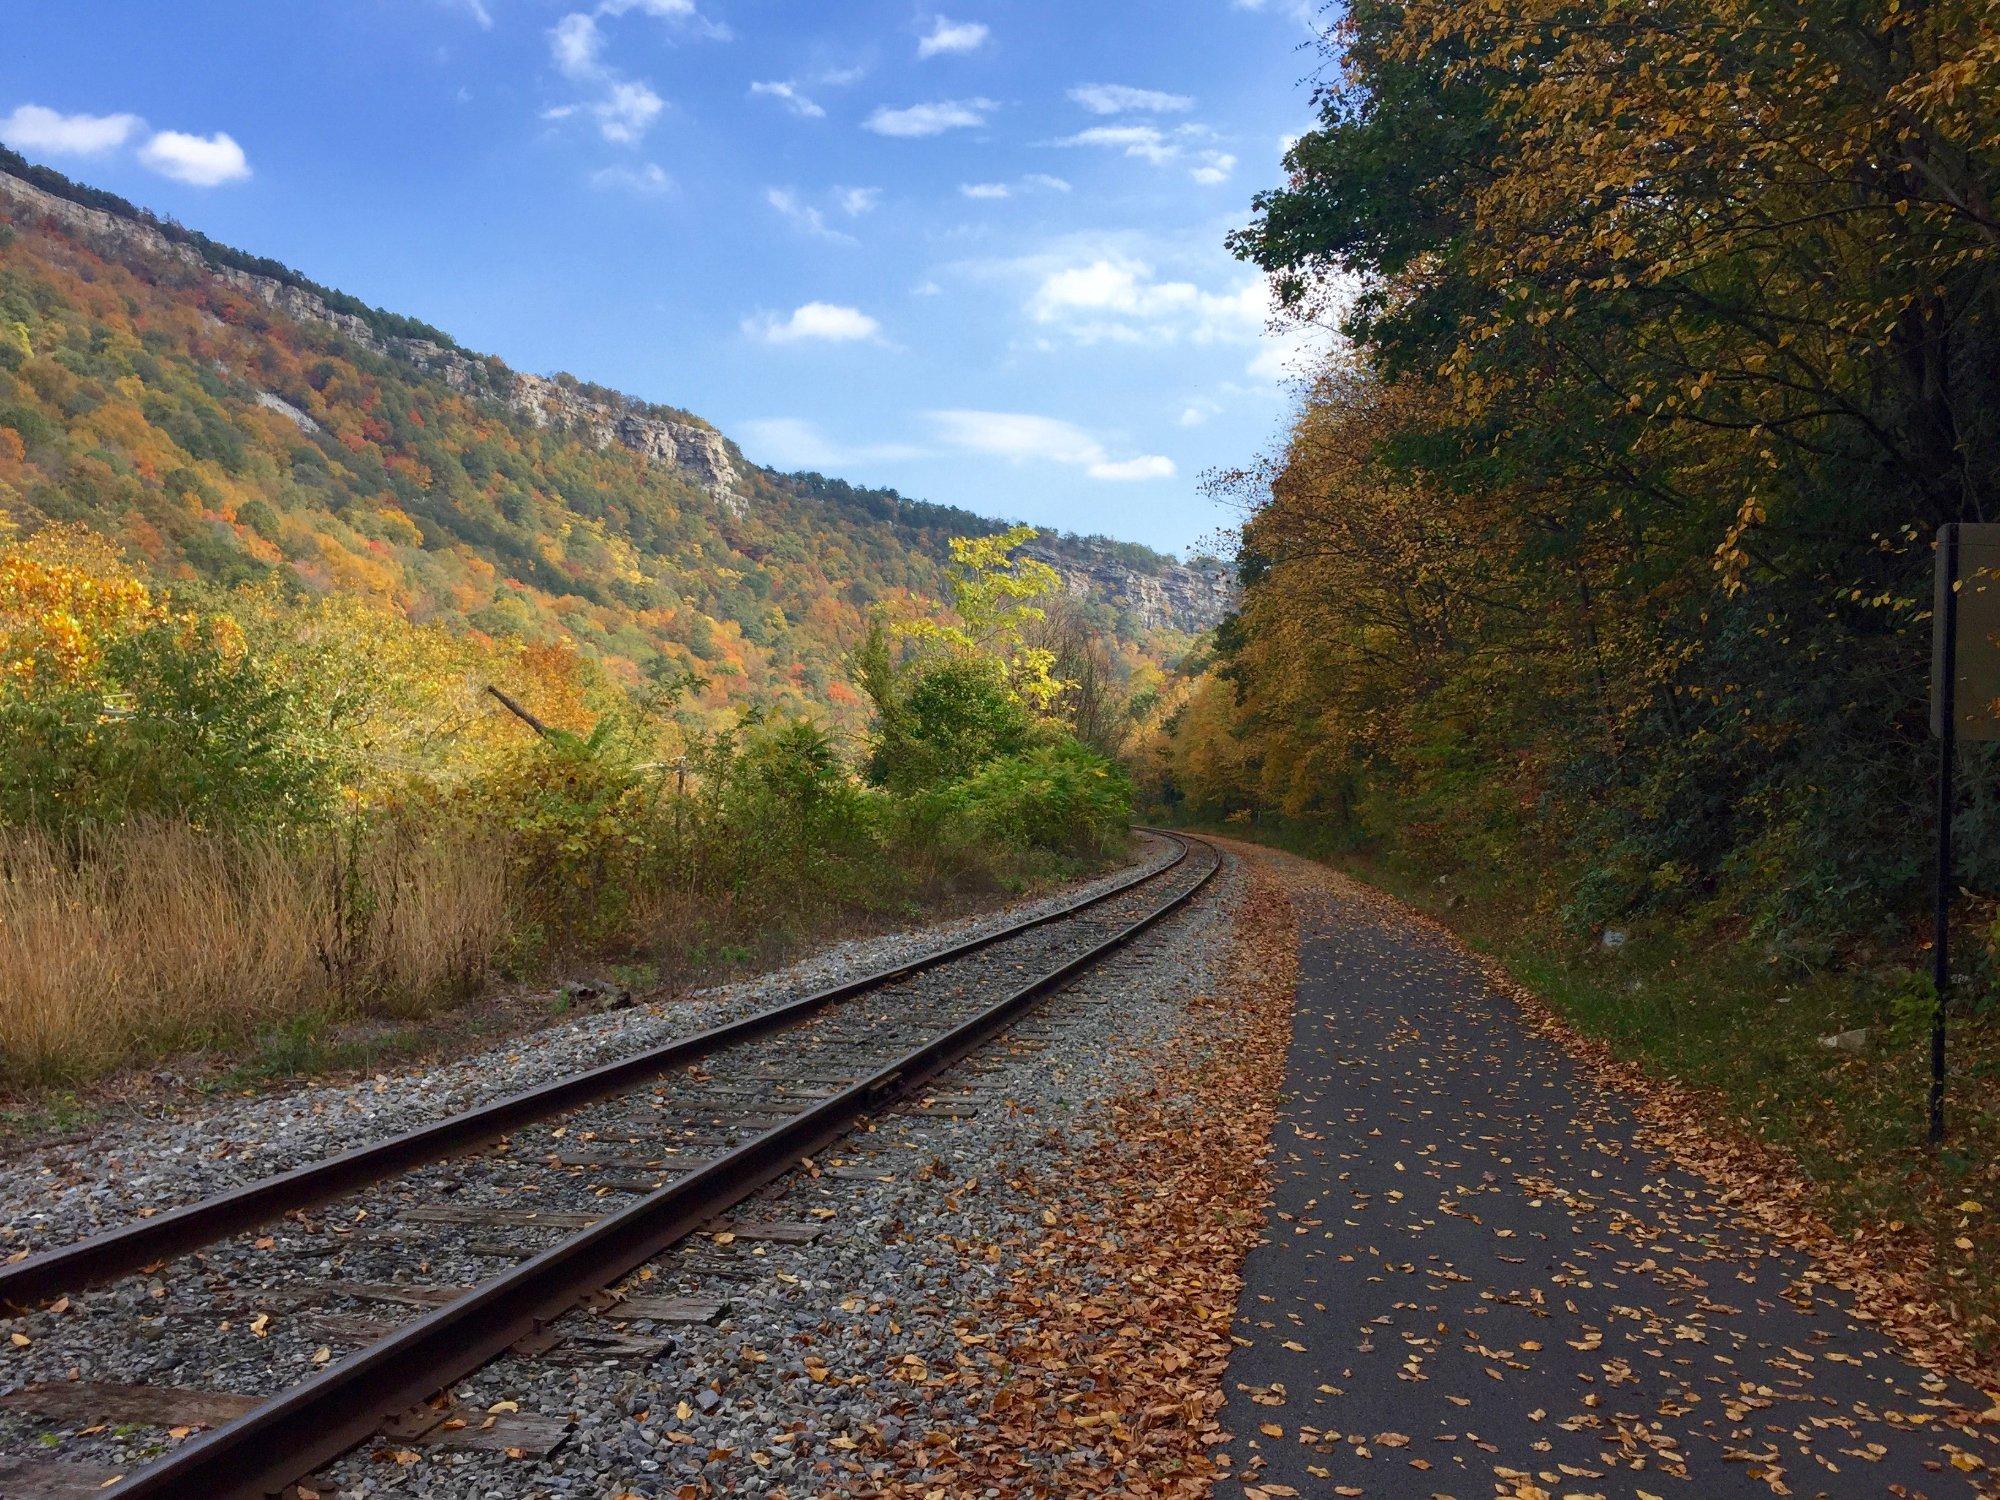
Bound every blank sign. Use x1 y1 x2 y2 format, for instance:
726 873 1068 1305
1934 523 2000 741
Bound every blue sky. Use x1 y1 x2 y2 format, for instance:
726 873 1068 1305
3 1 1330 556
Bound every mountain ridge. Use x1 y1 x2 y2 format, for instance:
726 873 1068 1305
0 153 1231 641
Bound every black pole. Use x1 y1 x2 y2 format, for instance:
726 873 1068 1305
1930 526 1959 1149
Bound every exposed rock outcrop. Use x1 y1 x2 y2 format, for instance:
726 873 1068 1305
253 390 322 435
506 374 746 515
1027 539 1235 635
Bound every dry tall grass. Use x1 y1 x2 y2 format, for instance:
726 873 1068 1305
0 821 510 1080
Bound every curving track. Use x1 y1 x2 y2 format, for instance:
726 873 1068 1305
0 832 1220 1499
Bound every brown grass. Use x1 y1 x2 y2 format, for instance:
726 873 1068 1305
0 821 510 1080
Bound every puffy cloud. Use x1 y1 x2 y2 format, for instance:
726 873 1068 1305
835 185 881 215
917 18 990 58
1052 121 1235 182
765 187 857 243
1056 123 1177 165
960 182 1011 200
591 161 672 194
1068 83 1193 115
550 13 605 78
1025 254 1269 347
744 302 883 343
591 81 664 143
864 98 993 137
0 105 252 189
548 0 725 147
0 104 143 157
926 410 1174 482
137 130 251 186
1189 150 1236 185
1087 454 1176 481
749 80 825 119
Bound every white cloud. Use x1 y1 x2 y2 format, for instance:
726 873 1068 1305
591 161 672 193
1068 83 1194 115
1025 254 1269 347
750 80 824 119
547 0 726 147
551 13 605 78
1055 123 1178 166
440 0 494 26
1232 0 1328 28
960 174 1068 202
0 104 143 157
835 185 881 216
592 80 664 143
818 65 868 87
864 98 993 137
738 417 926 470
1 105 254 188
1190 150 1236 185
138 130 251 186
912 279 943 297
927 410 1174 482
744 302 883 344
1053 122 1237 182
766 187 857 243
917 17 990 58
596 0 731 41
547 14 663 144
1087 454 1176 482
1178 399 1219 427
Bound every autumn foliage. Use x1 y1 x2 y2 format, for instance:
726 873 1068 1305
0 516 1130 1081
1149 0 2000 950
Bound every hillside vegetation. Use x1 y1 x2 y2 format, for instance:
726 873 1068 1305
1139 0 2000 1349
0 149 1196 732
0 156 1164 1086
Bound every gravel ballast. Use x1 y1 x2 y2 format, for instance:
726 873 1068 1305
298 848 1243 1498
0 836 1239 1496
0 837 1179 1259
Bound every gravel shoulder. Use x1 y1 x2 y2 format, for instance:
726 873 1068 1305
0 837 1177 1261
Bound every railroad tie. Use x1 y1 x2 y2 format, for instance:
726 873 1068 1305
0 1380 262 1430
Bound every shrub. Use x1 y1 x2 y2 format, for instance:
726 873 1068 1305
0 614 336 834
866 655 1035 793
944 740 1132 857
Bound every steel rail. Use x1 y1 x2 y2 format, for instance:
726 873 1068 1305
0 834 1191 1309
101 833 1220 1499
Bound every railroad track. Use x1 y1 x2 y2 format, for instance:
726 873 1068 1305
0 832 1221 1499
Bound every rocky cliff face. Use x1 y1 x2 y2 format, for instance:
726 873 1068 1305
1027 540 1235 635
0 170 750 513
504 373 745 514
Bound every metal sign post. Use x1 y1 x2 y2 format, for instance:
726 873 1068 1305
1928 523 2000 1146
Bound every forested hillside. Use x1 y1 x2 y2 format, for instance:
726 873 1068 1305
0 150 1181 1084
1150 0 1998 950
0 150 1219 734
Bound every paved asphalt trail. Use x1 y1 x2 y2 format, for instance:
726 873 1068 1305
1221 854 1996 1499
